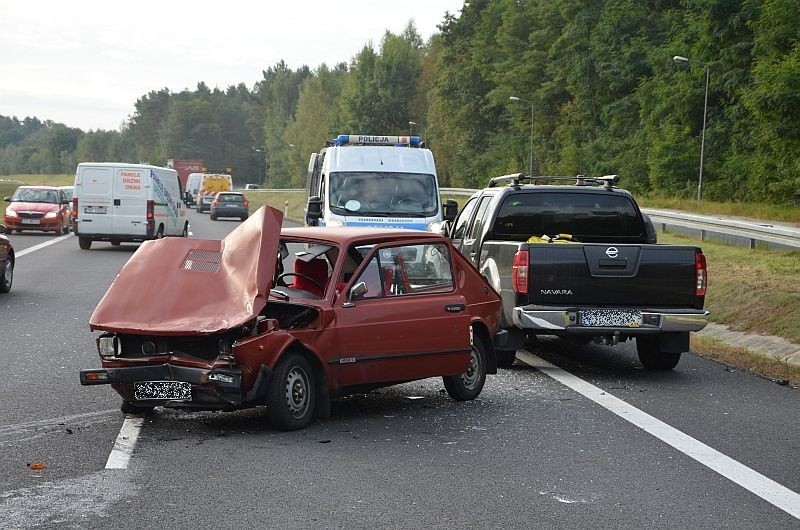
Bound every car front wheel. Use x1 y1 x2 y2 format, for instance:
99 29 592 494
266 353 316 430
443 333 487 400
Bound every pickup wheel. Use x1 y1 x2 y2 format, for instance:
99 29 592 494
443 334 487 400
266 352 315 430
496 349 516 368
637 336 681 370
120 401 154 414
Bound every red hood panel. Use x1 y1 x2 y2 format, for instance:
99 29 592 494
90 206 283 335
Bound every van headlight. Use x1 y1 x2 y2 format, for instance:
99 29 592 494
97 333 119 359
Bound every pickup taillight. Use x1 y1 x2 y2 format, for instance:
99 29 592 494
696 251 707 296
511 250 529 294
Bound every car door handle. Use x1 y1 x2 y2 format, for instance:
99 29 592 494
445 304 466 313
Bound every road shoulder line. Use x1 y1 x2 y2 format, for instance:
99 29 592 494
517 351 800 520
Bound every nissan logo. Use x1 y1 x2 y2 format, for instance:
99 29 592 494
605 246 619 259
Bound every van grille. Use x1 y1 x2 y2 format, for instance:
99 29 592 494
181 249 222 273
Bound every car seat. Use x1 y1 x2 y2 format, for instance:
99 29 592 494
293 258 328 296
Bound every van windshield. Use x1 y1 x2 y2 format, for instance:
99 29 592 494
328 172 438 218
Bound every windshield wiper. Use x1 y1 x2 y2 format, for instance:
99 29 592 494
269 288 289 301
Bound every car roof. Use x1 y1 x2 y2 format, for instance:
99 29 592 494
280 226 443 247
16 185 60 190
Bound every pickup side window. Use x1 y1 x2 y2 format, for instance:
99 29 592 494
451 197 478 240
493 192 645 242
467 196 493 241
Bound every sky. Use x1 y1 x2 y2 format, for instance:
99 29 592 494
0 0 463 132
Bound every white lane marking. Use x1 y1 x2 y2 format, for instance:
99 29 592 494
15 233 73 257
105 415 144 469
517 351 800 520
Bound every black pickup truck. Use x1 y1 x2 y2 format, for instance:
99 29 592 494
448 173 709 370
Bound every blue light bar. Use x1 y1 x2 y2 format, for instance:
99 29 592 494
331 134 421 147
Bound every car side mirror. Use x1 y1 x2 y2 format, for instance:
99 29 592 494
0 224 6 234
306 196 322 224
343 281 368 307
444 199 458 222
3 197 10 202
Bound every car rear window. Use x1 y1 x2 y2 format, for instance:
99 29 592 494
493 191 645 241
219 194 243 203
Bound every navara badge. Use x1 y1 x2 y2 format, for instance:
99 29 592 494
605 246 619 259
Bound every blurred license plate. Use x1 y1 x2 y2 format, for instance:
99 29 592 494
21 219 40 224
134 381 191 401
579 309 642 327
84 206 107 214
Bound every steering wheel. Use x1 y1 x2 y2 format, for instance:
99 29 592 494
275 272 324 293
391 197 422 208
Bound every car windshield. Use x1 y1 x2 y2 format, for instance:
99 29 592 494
328 172 438 218
12 188 59 203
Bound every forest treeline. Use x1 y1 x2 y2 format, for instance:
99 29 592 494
1 0 798 204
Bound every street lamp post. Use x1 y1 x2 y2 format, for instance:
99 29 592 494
509 96 534 176
252 147 267 187
409 121 417 137
673 55 709 202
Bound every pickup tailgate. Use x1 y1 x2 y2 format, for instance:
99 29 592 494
528 243 703 309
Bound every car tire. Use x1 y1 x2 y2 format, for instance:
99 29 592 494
637 336 681 370
120 401 155 414
155 226 164 239
78 236 92 250
110 240 121 246
0 257 13 293
241 216 248 221
443 333 487 400
181 224 188 238
210 213 217 221
266 352 316 431
495 348 516 368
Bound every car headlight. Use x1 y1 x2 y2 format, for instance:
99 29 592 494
5 208 17 217
44 211 58 219
97 333 119 359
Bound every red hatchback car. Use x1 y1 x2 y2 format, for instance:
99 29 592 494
80 206 503 430
0 224 14 293
3 185 71 234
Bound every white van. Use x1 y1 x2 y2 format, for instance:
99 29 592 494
304 134 457 231
73 162 188 249
184 172 203 206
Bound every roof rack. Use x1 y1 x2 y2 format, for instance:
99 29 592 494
487 173 620 189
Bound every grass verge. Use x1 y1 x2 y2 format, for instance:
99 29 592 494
692 335 800 387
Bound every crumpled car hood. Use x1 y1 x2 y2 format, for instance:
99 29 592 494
90 206 283 335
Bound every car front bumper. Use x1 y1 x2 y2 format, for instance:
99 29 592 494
79 362 272 411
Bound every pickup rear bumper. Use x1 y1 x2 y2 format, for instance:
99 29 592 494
512 306 709 333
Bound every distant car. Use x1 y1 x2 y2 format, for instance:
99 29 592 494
59 185 74 218
0 224 13 293
210 192 249 221
244 183 259 190
80 206 503 430
3 186 70 234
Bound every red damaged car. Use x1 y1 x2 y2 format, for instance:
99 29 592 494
80 206 502 430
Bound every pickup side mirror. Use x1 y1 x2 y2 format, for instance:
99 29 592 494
444 199 458 222
306 196 322 225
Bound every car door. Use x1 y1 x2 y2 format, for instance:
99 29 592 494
333 241 472 387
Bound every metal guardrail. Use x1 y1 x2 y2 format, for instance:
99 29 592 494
440 187 800 250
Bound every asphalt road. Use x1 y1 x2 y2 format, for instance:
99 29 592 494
0 209 798 528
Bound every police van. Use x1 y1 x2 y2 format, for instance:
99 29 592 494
72 162 188 249
304 134 456 232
